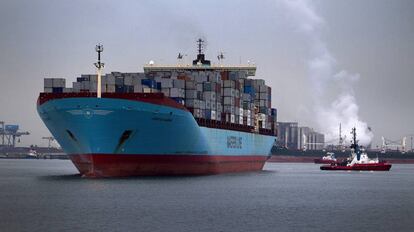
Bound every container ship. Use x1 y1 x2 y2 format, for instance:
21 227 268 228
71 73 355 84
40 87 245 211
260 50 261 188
37 40 277 177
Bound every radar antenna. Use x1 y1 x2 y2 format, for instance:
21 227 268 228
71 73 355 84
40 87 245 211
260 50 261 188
196 38 205 55
94 44 105 98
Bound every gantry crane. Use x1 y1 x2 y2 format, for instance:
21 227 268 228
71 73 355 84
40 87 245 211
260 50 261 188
0 121 30 147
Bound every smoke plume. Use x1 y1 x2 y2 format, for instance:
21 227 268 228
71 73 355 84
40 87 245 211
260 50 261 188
279 0 373 145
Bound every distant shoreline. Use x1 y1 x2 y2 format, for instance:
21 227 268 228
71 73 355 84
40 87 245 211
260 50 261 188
268 155 414 164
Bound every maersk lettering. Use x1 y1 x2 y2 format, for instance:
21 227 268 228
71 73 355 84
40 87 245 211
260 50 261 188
227 136 242 149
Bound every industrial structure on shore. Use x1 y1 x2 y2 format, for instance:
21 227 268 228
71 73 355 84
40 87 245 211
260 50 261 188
0 121 29 148
277 122 325 151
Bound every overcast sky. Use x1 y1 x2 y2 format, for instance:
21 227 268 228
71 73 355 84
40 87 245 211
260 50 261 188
0 0 413 147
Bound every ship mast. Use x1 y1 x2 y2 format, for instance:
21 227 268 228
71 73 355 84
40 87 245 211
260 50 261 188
94 44 105 98
339 123 343 150
197 38 204 55
350 127 361 160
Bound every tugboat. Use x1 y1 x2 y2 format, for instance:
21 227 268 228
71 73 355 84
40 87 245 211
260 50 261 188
314 152 337 164
320 128 392 171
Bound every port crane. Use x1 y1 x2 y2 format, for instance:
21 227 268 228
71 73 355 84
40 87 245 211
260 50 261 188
42 136 55 148
0 121 30 147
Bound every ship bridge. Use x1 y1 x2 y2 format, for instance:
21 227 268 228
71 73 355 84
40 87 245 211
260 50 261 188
143 38 256 77
143 64 257 77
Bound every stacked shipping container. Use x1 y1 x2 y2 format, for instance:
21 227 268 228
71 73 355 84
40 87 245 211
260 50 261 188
43 69 277 135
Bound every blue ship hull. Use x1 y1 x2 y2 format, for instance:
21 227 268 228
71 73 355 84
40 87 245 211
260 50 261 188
37 94 276 177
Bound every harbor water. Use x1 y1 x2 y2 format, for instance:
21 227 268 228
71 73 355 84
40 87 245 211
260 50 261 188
1 160 413 232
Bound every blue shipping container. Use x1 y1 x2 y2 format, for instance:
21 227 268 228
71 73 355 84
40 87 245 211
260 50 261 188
244 86 256 98
52 87 63 93
115 85 125 93
141 79 156 89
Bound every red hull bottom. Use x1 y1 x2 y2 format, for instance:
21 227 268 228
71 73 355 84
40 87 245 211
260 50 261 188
320 163 392 171
69 154 269 177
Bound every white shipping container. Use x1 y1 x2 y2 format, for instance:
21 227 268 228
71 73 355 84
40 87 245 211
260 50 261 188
52 78 66 88
169 88 184 98
132 76 144 86
160 79 173 88
44 87 53 93
185 90 198 99
73 82 81 90
90 84 97 92
63 88 73 93
207 73 218 83
171 71 178 79
223 105 235 114
154 76 163 82
185 99 200 108
203 91 216 101
89 75 97 82
199 100 206 110
211 110 216 120
106 75 116 85
211 101 216 110
223 97 234 105
243 109 251 117
82 81 90 90
124 76 133 85
223 88 235 97
259 85 268 93
253 79 265 87
205 101 211 109
133 85 143 93
44 78 53 88
196 83 203 92
143 87 154 93
185 81 196 90
173 79 185 89
230 114 235 123
223 80 235 88
107 85 116 93
242 93 251 101
259 93 268 100
235 107 240 116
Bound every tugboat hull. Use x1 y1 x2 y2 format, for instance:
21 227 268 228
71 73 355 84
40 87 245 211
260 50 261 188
320 163 392 171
